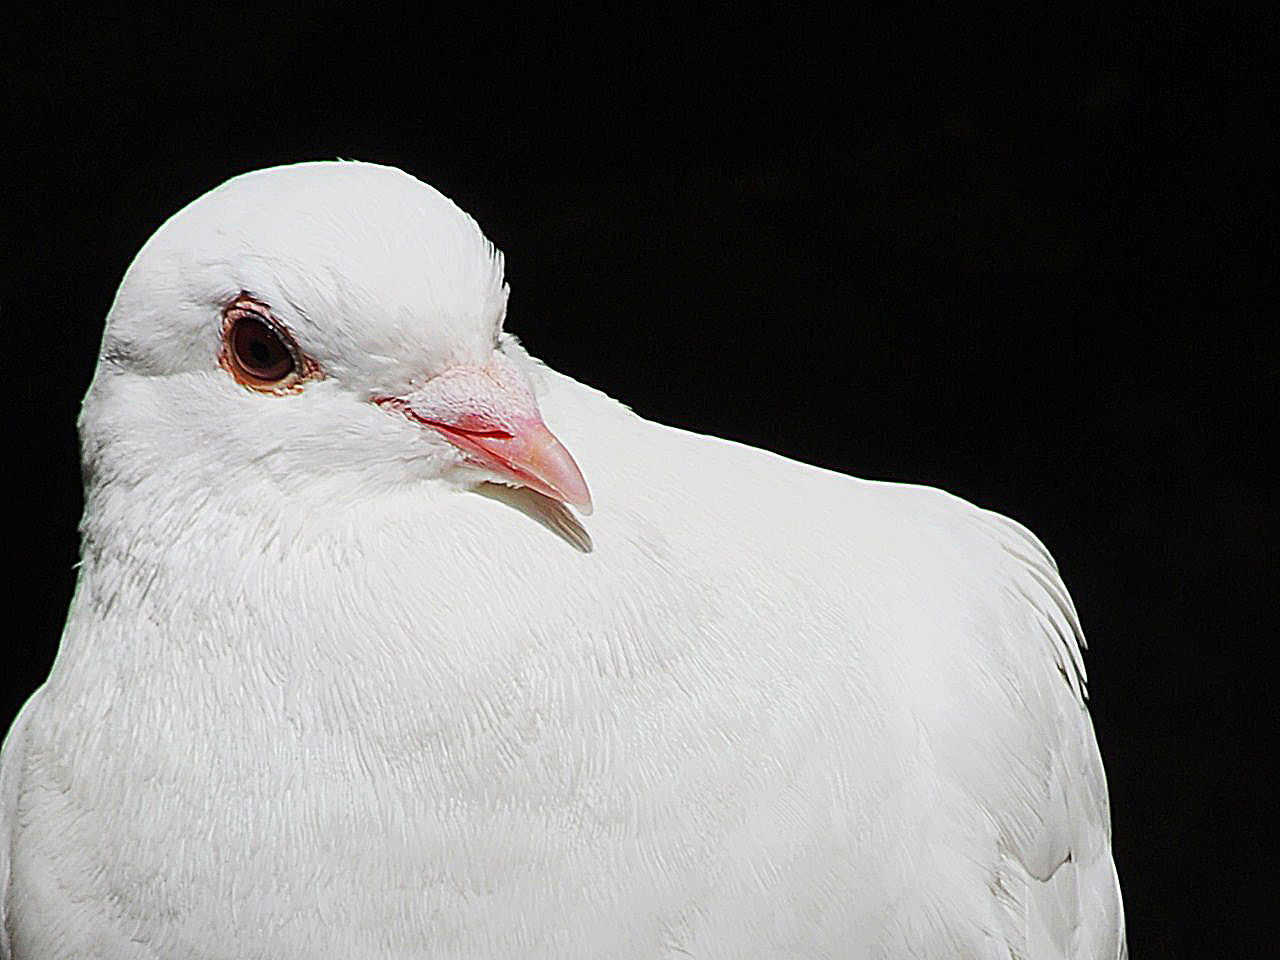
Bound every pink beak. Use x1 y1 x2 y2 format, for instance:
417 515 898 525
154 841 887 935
376 353 593 515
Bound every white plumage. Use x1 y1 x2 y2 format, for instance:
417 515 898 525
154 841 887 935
0 162 1124 958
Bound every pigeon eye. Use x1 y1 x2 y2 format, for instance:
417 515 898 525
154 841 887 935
219 296 314 392
230 315 295 383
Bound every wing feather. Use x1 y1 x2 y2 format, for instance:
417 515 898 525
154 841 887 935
934 496 1125 959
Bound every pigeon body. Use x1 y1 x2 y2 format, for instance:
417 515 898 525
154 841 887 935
1 162 1124 958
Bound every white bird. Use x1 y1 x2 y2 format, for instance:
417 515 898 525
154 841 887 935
0 161 1125 959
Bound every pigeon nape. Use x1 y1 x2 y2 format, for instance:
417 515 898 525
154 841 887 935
0 161 1125 959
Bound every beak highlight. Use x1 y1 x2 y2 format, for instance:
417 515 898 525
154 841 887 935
377 357 593 515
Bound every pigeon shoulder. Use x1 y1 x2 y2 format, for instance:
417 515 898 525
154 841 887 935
514 360 1127 955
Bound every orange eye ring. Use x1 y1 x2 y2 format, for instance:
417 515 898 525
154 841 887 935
219 295 318 393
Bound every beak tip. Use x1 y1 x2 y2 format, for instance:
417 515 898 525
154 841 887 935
551 468 593 516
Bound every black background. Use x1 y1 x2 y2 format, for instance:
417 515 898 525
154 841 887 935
2 10 1268 957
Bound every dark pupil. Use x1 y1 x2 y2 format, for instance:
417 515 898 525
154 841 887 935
234 317 292 379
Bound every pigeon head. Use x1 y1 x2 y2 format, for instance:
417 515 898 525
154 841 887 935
80 161 591 519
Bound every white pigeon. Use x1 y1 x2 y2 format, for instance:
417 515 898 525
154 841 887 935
0 161 1125 959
